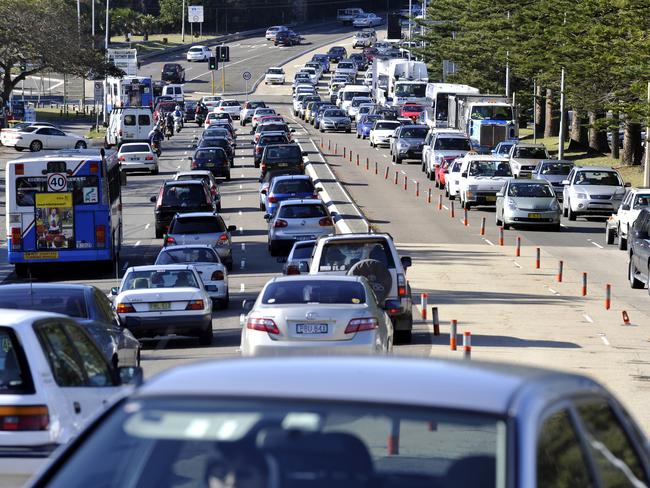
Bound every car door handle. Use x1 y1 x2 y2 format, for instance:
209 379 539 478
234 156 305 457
73 401 81 414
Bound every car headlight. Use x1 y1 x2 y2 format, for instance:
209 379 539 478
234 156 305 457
549 200 560 211
398 141 409 149
507 198 518 210
574 192 587 199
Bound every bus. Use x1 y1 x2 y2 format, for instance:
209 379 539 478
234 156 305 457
5 149 123 276
106 76 153 113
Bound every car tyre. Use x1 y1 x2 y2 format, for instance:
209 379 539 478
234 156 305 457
259 202 265 211
356 133 360 139
198 326 213 346
495 212 503 226
568 204 577 221
618 228 627 251
395 156 402 164
225 259 233 272
225 173 231 181
151 166 159 175
75 141 87 149
563 203 569 218
629 258 644 289
346 128 351 133
269 241 281 256
29 140 43 152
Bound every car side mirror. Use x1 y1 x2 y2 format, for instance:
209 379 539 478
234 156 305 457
110 287 119 296
118 366 143 386
149 195 157 203
227 225 237 232
400 256 412 269
242 300 254 313
621 204 631 211
261 189 268 195
187 156 193 160
561 179 570 185
290 128 296 132
461 172 468 178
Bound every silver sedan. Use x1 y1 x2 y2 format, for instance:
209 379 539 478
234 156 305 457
240 275 393 356
496 179 561 231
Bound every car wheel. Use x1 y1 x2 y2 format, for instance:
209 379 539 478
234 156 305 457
605 226 615 245
445 185 449 198
618 228 627 250
198 326 213 346
14 263 27 278
629 257 644 289
568 204 577 221
75 141 87 149
346 128 351 133
29 140 43 152
395 157 402 164
226 173 231 181
150 166 159 175
563 203 569 218
319 128 324 133
356 133 360 139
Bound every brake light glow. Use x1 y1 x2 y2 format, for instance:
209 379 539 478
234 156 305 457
145 155 154 160
345 317 378 334
116 303 136 313
118 156 125 161
246 317 280 334
185 300 204 310
267 195 278 203
274 219 288 228
15 164 24 175
95 225 106 248
319 217 333 226
286 264 301 275
0 405 49 431
11 227 21 248
165 236 176 245
398 274 407 297
211 270 224 280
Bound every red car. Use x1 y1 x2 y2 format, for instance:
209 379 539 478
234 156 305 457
154 100 177 123
400 103 425 122
363 47 379 61
435 158 459 188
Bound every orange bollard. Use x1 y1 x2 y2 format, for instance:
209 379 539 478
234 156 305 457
499 227 504 246
450 319 458 350
420 293 428 320
416 181 420 197
622 311 631 325
557 260 563 282
515 236 521 257
463 208 468 226
582 272 588 296
387 419 400 455
605 284 611 310
463 331 472 359
356 154 360 166
349 149 352 162
334 142 338 154
375 161 378 174
384 166 389 180
403 175 408 191
480 217 486 236
394 170 398 185
535 247 540 269
438 194 443 210
343 146 346 158
428 188 432 204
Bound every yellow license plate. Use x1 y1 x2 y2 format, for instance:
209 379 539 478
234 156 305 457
149 302 171 311
486 196 497 202
24 251 59 260
528 213 542 219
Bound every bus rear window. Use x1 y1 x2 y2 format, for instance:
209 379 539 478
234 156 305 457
15 176 100 207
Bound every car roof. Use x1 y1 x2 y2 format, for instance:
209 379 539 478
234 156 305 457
509 178 553 185
400 124 428 129
128 265 195 272
159 244 216 251
0 283 93 294
462 155 510 161
574 166 620 172
515 142 546 148
175 170 213 177
0 308 68 324
135 356 602 415
271 175 311 183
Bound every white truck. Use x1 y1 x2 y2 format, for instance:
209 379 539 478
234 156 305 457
337 8 364 24
423 83 480 128
372 59 428 107
448 94 518 153
457 154 515 209
605 188 650 250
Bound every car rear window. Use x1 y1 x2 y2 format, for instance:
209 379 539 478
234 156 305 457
273 180 314 194
375 122 400 130
222 101 240 107
195 148 227 161
0 327 35 395
156 248 220 265
435 138 471 151
262 280 366 304
0 289 89 318
162 185 207 206
260 136 289 145
318 240 396 272
122 270 199 290
401 128 428 138
120 144 150 153
176 175 211 187
259 124 288 133
279 204 327 219
171 216 226 234
291 242 315 259
265 145 301 162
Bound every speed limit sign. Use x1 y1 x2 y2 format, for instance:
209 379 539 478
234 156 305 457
47 173 67 192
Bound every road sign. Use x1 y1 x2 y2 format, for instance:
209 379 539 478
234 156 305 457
94 82 103 101
47 173 67 192
242 71 251 81
188 5 204 23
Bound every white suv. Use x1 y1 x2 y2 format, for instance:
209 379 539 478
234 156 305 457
562 166 626 221
186 45 211 62
422 129 471 182
264 67 285 85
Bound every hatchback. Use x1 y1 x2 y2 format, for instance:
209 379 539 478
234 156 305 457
151 181 216 238
165 212 236 270
186 45 211 62
240 100 267 125
195 138 234 169
173 170 221 211
266 199 334 255
260 143 304 176
496 179 561 231
562 167 627 221
390 124 428 164
253 132 290 168
265 174 318 215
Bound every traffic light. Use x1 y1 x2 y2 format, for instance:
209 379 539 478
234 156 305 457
217 46 230 62
208 56 217 70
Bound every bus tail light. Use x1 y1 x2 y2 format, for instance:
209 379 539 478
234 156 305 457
116 303 136 313
89 162 99 173
15 164 24 175
0 405 49 431
11 228 22 250
95 225 106 248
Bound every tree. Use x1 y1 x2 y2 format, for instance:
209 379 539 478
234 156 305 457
110 7 141 37
0 0 122 105
159 0 184 31
139 14 158 40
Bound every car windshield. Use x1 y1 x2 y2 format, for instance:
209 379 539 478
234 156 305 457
342 91 369 101
273 180 314 194
401 128 428 138
120 144 151 153
516 147 548 159
375 122 400 130
362 115 381 124
263 280 365 304
265 146 301 161
468 161 512 177
574 171 622 186
171 217 225 234
394 84 427 97
267 68 283 75
318 240 395 272
0 289 88 318
156 247 220 265
278 204 327 219
162 185 206 206
204 128 229 138
508 183 555 198
435 138 471 151
122 269 199 290
352 99 371 107
540 163 573 175
324 110 347 118
495 143 514 155
470 106 512 120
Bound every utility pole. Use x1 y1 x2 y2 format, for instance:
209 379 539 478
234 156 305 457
91 0 95 39
505 11 510 98
558 67 566 159
644 81 650 186
533 80 537 144
181 0 186 42
103 0 110 124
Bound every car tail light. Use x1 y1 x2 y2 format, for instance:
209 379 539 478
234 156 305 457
95 225 106 248
211 270 224 280
116 303 136 313
11 227 22 250
256 146 263 153
216 234 228 245
286 264 300 275
118 156 125 161
397 274 407 297
15 164 24 175
246 317 279 334
145 155 154 161
0 405 49 431
267 195 278 203
345 317 378 334
319 217 333 226
185 300 204 310
274 219 288 228
89 162 99 173
261 163 267 172
165 236 176 245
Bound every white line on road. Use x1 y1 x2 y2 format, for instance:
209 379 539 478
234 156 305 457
583 314 594 323
238 195 242 201
241 243 246 251
400 170 406 175
240 283 245 292
483 238 495 246
589 240 604 249
383 154 387 158
241 173 245 178
176 165 181 169
239 184 243 189
600 334 610 346
513 261 521 268
183 151 187 155
240 260 245 269
547 287 560 295
144 223 150 230
442 205 449 210
188 71 211 82
238 211 243 216
135 241 141 247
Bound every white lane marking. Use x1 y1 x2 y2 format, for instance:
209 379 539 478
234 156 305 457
183 151 187 155
240 260 245 269
383 154 387 158
238 195 242 201
547 287 560 295
240 283 245 292
239 226 244 233
400 170 406 175
483 238 495 246
600 334 610 346
241 173 245 178
135 241 141 247
187 145 192 148
583 314 594 323
176 165 181 169
144 223 150 230
122 261 130 271
442 205 449 210
188 71 211 82
239 184 243 189
391 161 396 166
241 243 246 251
513 261 521 268
238 211 243 216
560 223 567 228
589 240 604 249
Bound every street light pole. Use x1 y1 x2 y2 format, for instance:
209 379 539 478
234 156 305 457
558 67 566 159
181 0 186 43
644 81 650 186
103 0 110 124
105 0 110 51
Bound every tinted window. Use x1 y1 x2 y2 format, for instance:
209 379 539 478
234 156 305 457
171 216 226 234
36 321 86 387
265 146 301 162
540 163 573 175
62 322 112 387
435 138 472 151
575 399 648 486
138 115 150 125
94 289 116 324
516 147 548 159
120 144 150 153
633 194 650 209
400 128 428 138
161 185 208 206
291 243 315 259
468 161 512 177
273 180 314 194
324 110 347 118
260 136 289 145
156 248 220 265
0 288 89 318
262 280 366 304
574 171 622 186
278 204 327 219
507 183 555 198
375 122 400 130
319 240 396 271
537 409 594 487
0 327 34 394
124 115 136 126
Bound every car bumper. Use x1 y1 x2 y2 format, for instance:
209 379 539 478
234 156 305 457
571 200 621 214
321 122 351 131
373 136 391 146
213 247 232 263
120 161 157 171
504 209 561 225
242 332 381 357
397 148 423 159
121 313 212 337
465 191 499 206
265 77 284 84
270 232 331 249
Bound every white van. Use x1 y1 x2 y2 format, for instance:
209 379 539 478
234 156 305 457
337 8 364 24
161 84 184 103
338 85 372 113
105 107 154 147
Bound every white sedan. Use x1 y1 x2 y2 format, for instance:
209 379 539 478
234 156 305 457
0 122 57 146
117 142 159 174
110 265 213 345
7 126 87 152
353 13 384 27
186 45 211 61
154 245 229 309
215 99 242 119
369 120 401 148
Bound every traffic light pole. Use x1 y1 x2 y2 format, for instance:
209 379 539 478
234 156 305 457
211 71 215 96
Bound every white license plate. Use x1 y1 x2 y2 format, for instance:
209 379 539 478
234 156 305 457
295 235 315 241
150 302 171 311
296 323 328 334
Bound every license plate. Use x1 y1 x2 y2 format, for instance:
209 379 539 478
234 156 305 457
296 235 315 241
131 157 140 161
205 163 215 167
24 251 59 260
296 323 328 334
528 213 542 219
149 302 171 311
486 196 497 202
277 162 289 167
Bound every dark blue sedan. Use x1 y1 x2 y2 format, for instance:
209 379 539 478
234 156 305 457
265 174 317 215
356 114 382 139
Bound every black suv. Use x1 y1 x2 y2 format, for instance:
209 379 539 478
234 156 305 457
254 133 290 168
161 63 185 84
260 144 306 177
628 208 650 291
189 147 231 180
150 181 216 238
197 137 235 168
327 46 347 63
